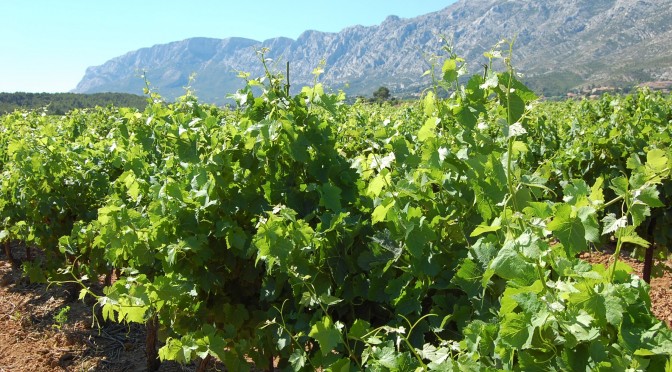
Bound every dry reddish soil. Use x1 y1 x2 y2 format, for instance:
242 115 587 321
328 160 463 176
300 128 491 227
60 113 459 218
1 244 670 371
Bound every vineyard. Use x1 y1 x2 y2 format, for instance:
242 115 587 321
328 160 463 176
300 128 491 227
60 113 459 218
1 46 672 371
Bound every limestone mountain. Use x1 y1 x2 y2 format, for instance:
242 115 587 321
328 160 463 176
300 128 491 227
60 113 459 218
74 0 672 103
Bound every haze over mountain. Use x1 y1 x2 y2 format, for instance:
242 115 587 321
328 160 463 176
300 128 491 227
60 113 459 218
74 0 672 103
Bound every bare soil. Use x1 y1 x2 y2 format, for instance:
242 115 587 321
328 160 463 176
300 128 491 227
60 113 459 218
1 244 670 371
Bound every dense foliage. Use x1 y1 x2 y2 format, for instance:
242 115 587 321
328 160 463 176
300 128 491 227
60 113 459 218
1 47 671 371
0 92 147 115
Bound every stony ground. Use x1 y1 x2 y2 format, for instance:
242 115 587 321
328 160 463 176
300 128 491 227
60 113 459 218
1 245 670 372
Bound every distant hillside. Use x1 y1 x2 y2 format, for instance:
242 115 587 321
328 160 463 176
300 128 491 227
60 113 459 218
74 0 672 103
0 92 147 115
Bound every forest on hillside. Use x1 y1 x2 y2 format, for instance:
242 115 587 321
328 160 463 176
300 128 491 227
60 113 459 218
0 92 147 115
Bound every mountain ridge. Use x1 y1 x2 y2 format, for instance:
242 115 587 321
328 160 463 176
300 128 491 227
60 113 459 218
74 0 672 103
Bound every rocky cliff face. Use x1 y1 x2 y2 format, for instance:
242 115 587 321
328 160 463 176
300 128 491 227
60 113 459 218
74 0 672 102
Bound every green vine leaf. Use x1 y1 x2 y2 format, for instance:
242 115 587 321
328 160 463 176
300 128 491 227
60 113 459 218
309 316 343 356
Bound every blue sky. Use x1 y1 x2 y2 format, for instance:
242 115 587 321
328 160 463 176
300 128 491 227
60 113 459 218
1 1 456 93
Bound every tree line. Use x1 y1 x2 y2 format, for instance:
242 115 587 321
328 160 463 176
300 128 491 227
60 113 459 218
0 92 147 115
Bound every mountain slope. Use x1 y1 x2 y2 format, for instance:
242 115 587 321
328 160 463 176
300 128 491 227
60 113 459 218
74 0 672 103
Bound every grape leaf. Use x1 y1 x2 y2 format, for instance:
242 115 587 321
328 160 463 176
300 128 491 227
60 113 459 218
489 244 536 284
371 200 395 225
498 312 531 349
320 183 342 212
602 213 627 236
548 204 587 256
309 317 342 356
